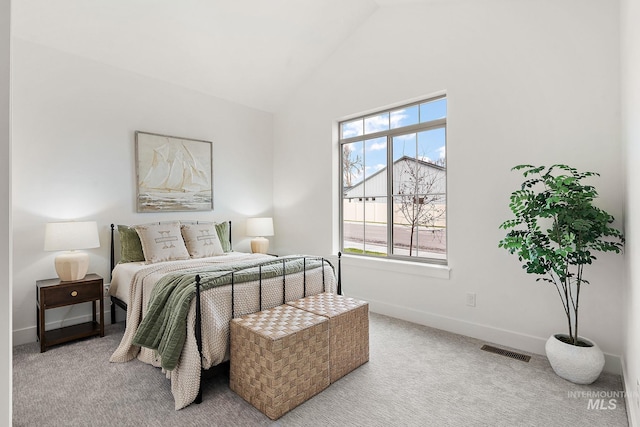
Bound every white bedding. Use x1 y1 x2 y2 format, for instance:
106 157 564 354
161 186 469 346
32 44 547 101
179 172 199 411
108 252 337 410
108 252 270 305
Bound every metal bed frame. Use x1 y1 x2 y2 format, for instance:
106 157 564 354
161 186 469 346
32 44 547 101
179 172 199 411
108 222 342 406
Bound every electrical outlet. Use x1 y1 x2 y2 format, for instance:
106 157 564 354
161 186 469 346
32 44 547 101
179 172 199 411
466 292 476 307
103 283 110 298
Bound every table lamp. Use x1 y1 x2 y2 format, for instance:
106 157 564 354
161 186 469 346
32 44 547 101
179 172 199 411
44 221 100 281
246 217 274 254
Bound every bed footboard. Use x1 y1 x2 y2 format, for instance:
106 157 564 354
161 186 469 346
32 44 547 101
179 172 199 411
192 254 342 405
194 273 204 404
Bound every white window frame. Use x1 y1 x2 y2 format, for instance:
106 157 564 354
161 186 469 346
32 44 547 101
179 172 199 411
339 95 447 265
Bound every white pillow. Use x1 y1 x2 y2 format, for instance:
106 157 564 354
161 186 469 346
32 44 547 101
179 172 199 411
134 221 190 264
181 223 224 258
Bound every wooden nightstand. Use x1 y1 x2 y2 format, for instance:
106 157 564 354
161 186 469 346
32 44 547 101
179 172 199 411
36 273 104 353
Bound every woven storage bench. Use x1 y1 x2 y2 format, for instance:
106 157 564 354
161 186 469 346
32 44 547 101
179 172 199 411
229 304 330 420
287 292 369 383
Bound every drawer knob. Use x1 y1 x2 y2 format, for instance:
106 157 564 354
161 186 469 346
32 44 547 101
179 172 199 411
71 290 78 297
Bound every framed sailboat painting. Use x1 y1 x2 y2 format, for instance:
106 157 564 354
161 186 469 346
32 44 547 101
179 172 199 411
135 131 213 212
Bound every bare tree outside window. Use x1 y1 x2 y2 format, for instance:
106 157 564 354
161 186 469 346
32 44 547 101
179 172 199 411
343 144 363 187
395 158 445 255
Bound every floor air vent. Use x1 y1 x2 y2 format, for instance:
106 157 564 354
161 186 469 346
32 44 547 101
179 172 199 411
481 344 531 362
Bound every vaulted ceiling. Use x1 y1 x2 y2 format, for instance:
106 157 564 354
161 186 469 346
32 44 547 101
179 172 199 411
12 0 438 112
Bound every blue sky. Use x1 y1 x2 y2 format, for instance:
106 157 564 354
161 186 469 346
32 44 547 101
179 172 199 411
342 98 447 186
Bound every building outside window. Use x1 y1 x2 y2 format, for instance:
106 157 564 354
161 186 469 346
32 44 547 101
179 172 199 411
340 96 447 264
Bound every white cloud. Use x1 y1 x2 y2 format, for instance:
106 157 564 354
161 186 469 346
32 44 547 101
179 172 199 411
390 109 408 127
393 133 417 143
364 114 389 133
368 142 386 151
342 120 362 138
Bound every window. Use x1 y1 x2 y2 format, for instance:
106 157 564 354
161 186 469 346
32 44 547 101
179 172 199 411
340 96 447 264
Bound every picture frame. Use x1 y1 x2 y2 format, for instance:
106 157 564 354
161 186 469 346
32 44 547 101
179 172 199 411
135 131 213 212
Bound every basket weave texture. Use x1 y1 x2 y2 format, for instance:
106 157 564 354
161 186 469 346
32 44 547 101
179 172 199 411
287 292 369 383
229 304 329 420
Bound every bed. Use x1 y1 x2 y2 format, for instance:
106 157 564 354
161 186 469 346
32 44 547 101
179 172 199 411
107 221 341 409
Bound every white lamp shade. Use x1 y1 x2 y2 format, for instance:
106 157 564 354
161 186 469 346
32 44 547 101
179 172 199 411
246 217 274 237
44 221 100 281
247 217 273 254
44 221 100 251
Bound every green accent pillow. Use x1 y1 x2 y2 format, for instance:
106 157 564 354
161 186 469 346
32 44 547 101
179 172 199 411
215 222 232 252
118 225 145 263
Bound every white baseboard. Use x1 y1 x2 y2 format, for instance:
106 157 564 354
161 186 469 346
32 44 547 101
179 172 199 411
621 355 639 427
353 294 622 375
16 293 624 377
13 302 113 346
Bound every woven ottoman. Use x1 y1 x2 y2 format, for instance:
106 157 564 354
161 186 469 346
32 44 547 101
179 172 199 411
229 304 330 420
287 292 369 383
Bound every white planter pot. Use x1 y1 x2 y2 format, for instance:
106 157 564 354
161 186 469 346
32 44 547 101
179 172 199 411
545 334 605 384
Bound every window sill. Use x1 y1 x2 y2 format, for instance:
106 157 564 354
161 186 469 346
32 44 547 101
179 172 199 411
339 254 450 280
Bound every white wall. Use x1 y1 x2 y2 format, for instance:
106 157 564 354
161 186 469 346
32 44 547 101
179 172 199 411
1 0 11 422
622 0 640 423
11 39 275 344
274 0 625 371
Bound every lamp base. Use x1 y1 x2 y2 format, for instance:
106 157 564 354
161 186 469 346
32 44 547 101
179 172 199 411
250 237 269 254
54 251 89 281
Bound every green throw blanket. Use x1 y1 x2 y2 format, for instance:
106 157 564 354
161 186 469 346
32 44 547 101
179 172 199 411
132 256 330 371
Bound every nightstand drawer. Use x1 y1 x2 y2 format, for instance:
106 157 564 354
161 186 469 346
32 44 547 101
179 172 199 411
42 281 101 307
36 273 104 352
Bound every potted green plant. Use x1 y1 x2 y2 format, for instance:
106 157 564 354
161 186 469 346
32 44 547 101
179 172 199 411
499 164 624 384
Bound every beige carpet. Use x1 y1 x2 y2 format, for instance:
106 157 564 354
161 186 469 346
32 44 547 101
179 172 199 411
13 313 628 426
